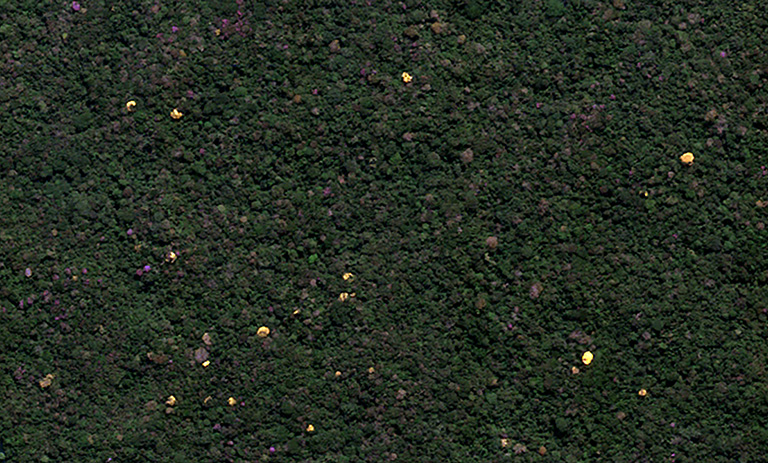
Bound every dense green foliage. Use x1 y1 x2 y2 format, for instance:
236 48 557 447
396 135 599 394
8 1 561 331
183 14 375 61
2 0 768 461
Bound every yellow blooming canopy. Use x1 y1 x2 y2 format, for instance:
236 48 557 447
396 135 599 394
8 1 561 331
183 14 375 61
257 326 270 338
228 397 237 406
39 373 55 388
638 389 647 397
306 424 315 432
170 108 183 120
126 100 137 112
581 351 593 365
166 396 177 406
402 72 413 83
680 152 694 164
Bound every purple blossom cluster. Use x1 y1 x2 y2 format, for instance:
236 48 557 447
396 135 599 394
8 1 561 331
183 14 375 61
136 264 152 277
219 0 250 38
18 267 95 311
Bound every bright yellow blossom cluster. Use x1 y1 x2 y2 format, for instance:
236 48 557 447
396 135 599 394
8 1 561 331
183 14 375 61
39 373 55 388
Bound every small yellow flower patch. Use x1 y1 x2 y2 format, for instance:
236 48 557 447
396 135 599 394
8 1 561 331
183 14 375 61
343 272 354 281
680 152 694 164
170 108 183 120
402 72 413 83
581 351 593 365
39 373 55 388
126 100 137 112
228 397 237 406
166 396 177 406
202 360 210 368
638 389 647 397
257 326 270 338
306 424 315 432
